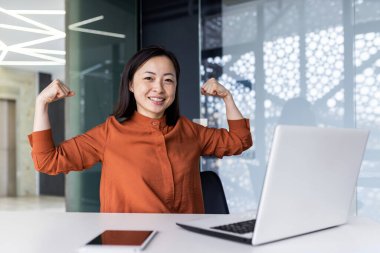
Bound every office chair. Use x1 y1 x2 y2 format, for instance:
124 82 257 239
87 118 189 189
200 171 230 214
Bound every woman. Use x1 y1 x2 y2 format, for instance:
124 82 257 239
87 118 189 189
29 46 253 213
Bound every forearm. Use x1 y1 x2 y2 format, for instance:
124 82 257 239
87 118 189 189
32 79 74 132
33 98 51 131
223 92 244 120
201 78 245 120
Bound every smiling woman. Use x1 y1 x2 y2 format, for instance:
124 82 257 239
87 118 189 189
130 56 177 119
113 47 181 125
28 45 253 214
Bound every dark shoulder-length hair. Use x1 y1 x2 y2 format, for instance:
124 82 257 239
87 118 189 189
113 45 181 126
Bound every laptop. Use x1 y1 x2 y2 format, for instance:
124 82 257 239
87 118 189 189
176 125 369 245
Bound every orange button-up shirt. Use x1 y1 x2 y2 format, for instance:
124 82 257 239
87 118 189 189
29 112 252 213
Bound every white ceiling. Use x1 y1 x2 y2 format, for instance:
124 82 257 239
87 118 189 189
0 0 65 79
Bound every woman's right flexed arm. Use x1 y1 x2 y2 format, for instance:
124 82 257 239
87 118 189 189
33 79 75 131
30 79 108 175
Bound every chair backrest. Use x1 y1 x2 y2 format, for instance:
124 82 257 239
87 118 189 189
200 171 229 214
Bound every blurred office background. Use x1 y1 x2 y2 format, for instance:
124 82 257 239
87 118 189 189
0 0 379 222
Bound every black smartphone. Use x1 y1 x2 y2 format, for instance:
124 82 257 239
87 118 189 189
78 230 158 252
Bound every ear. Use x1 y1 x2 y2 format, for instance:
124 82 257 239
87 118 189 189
129 82 134 92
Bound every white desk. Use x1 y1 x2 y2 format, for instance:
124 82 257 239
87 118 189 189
0 212 379 253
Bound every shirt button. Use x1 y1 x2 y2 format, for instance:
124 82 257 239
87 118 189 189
152 121 159 126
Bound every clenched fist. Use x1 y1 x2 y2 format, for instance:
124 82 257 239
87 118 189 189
37 79 75 105
201 78 230 98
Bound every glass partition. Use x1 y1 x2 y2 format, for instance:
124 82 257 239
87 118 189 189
65 0 138 211
200 0 380 221
354 0 380 221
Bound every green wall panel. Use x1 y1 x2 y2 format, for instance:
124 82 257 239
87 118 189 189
65 0 138 212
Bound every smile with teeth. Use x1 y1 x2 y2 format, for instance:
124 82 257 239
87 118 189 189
149 97 165 105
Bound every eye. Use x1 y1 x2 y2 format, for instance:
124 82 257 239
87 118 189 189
165 78 174 83
144 76 153 81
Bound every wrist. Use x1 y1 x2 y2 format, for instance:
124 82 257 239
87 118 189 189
36 96 49 109
223 91 233 102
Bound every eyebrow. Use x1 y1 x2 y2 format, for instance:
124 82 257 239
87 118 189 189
144 71 175 77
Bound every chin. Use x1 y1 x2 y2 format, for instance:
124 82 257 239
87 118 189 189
149 109 166 117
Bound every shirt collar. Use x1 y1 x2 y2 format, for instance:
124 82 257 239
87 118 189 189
130 111 167 130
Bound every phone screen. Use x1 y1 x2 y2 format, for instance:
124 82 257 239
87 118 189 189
86 230 155 246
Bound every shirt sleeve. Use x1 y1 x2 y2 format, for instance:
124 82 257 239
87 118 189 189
28 120 108 175
195 118 253 158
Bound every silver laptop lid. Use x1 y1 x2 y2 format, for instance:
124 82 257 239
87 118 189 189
253 125 369 245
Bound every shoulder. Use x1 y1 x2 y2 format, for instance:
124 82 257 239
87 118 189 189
177 115 192 124
85 116 122 135
104 115 126 127
176 116 198 128
175 116 206 135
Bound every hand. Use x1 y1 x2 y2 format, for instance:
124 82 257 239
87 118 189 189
201 78 230 98
37 79 75 105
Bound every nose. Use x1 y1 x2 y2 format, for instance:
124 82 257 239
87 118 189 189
152 78 164 93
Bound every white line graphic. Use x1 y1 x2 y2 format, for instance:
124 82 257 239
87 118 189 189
69 15 126 38
0 6 125 66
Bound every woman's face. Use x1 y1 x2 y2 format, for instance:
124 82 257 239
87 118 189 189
129 56 177 119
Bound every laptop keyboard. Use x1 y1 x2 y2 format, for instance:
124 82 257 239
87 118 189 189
212 219 256 234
